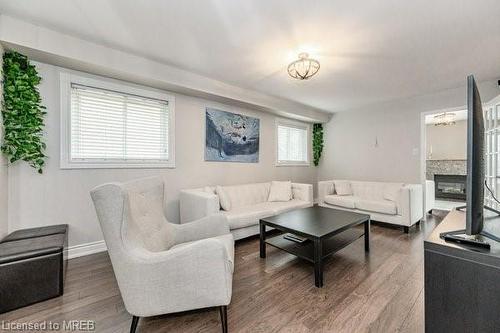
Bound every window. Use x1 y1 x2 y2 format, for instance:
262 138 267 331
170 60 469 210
60 73 175 168
276 120 309 166
485 99 500 210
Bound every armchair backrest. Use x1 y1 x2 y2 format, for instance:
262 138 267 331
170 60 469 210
90 177 175 264
122 177 175 252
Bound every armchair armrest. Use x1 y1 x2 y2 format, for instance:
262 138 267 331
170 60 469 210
398 184 423 226
173 214 230 245
180 189 220 223
318 180 335 204
292 183 313 203
122 238 233 316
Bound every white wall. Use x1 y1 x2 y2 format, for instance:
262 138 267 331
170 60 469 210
0 43 8 239
426 120 467 160
318 80 500 183
7 62 317 247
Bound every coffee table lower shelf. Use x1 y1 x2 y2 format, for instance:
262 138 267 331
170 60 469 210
265 229 364 263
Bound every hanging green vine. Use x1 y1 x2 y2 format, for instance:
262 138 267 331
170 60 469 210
1 51 46 173
312 123 324 166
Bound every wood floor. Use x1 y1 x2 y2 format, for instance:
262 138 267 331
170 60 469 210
0 211 447 333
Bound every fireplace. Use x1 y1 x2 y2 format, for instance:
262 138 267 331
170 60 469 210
434 174 466 201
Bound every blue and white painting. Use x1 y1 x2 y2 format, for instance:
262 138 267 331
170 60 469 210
205 108 260 162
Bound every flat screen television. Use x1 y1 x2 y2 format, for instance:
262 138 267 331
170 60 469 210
440 75 500 249
466 74 485 235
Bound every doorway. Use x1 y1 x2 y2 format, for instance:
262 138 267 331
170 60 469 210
420 107 467 213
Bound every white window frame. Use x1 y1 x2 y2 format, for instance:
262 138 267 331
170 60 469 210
485 95 500 210
275 118 310 167
60 72 175 169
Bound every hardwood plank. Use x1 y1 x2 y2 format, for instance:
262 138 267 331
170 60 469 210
367 262 423 332
0 212 446 332
399 289 424 333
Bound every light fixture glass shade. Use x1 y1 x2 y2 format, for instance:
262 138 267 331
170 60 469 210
433 112 456 126
287 53 320 80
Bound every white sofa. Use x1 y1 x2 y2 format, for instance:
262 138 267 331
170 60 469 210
318 180 423 233
180 182 313 240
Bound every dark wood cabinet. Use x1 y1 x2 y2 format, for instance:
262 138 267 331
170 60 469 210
424 210 500 332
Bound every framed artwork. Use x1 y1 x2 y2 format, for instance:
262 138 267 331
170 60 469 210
205 107 260 162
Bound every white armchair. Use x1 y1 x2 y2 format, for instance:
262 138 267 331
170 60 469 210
90 177 234 333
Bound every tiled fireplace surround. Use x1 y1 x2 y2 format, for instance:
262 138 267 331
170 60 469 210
426 159 467 181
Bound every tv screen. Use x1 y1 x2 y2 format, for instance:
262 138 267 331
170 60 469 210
466 75 485 235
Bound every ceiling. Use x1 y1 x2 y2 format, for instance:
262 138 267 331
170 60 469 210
0 0 499 113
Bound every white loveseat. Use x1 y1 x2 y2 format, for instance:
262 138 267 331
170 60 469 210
318 180 423 232
180 182 313 240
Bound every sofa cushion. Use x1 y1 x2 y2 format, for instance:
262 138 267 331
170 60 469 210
219 182 271 209
216 186 231 211
383 183 404 202
221 202 276 230
335 181 352 196
356 199 397 215
324 195 356 209
268 181 292 202
271 199 311 215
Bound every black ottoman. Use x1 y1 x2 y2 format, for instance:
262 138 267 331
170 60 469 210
0 224 68 313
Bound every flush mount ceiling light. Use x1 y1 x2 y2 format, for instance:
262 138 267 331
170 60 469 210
433 112 457 126
287 52 320 80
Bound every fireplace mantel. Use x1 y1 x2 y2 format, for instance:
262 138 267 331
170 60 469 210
426 159 466 181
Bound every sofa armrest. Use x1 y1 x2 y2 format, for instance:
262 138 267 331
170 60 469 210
292 183 313 203
318 181 334 204
179 190 220 223
425 180 435 213
398 184 423 226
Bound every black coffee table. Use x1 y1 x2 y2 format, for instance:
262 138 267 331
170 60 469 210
259 206 370 287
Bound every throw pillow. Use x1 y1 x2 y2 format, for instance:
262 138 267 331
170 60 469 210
335 181 352 196
216 185 231 211
268 181 292 202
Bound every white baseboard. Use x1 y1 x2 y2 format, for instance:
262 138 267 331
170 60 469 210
66 240 107 259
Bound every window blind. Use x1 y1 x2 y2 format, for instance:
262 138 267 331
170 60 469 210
70 84 169 162
277 124 308 163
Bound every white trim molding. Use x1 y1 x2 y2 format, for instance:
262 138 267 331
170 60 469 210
66 240 107 259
